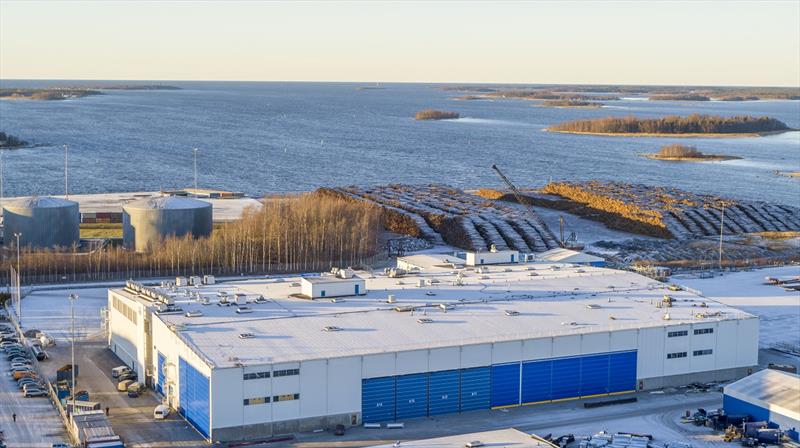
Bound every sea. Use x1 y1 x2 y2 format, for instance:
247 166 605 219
1 81 798 205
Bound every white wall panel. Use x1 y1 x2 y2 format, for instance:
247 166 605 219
522 338 552 361
272 400 300 422
212 368 245 429
552 335 581 357
396 350 428 375
492 341 522 364
736 318 759 367
300 360 327 418
637 327 665 378
327 357 361 415
429 347 460 372
610 330 637 351
362 353 395 378
460 343 491 368
581 332 610 354
714 320 738 370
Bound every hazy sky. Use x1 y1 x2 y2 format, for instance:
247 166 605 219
1 1 799 86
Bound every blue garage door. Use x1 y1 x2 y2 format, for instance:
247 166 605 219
521 359 552 404
551 357 580 400
490 363 520 408
156 352 166 395
362 377 395 423
460 366 490 412
580 353 610 397
428 370 459 416
609 351 637 393
395 373 428 420
178 357 210 438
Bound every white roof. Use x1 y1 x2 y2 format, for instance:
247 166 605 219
4 196 77 209
123 196 211 210
368 428 547 447
537 248 604 263
397 253 465 270
301 275 363 284
113 262 754 368
724 369 800 422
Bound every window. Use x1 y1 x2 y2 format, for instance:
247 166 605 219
667 330 688 338
273 393 300 402
667 352 687 359
693 349 713 356
694 328 714 335
243 371 270 380
243 396 270 406
274 368 300 377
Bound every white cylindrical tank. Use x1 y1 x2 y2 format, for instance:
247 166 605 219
2 196 80 248
122 196 212 252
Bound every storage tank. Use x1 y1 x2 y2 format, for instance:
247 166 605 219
123 196 212 252
2 196 80 248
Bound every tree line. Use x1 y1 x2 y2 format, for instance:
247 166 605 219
548 114 790 134
1 193 382 285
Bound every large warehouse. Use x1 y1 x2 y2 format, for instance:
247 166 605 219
108 256 758 442
723 369 799 439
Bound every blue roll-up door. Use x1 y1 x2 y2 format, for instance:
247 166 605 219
551 357 580 400
362 377 396 423
490 363 520 408
178 357 210 438
609 351 637 393
579 353 610 397
460 366 490 412
156 352 166 395
521 359 552 404
395 373 428 420
428 370 459 416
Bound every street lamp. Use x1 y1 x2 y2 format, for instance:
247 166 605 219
69 293 79 414
63 144 69 198
192 148 199 195
718 202 726 272
14 232 21 324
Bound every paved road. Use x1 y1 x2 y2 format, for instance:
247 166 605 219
0 325 68 448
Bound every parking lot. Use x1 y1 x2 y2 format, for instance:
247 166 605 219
0 319 68 448
16 287 208 448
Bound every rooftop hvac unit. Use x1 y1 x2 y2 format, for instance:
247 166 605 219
386 294 396 303
322 326 342 332
176 277 189 287
337 268 354 279
189 276 202 286
417 318 434 324
239 333 255 339
185 311 203 318
234 293 247 305
236 306 252 314
417 279 425 287
203 275 215 285
504 310 519 316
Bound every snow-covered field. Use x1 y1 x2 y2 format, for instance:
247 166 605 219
14 286 110 342
676 266 800 350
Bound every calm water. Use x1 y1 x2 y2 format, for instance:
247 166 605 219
1 81 798 205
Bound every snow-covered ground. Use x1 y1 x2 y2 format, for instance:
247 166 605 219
676 266 800 350
14 286 110 342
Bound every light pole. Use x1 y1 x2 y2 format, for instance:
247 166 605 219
1 148 4 200
192 148 198 194
63 144 69 198
69 293 79 415
14 232 21 324
718 202 726 272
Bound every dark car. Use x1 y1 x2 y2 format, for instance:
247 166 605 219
118 371 138 382
333 424 346 436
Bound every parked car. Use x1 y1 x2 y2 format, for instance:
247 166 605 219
11 362 32 369
153 404 170 419
118 371 137 382
17 378 41 389
12 370 37 380
10 357 31 364
31 345 47 361
117 379 134 392
111 365 131 378
24 387 47 397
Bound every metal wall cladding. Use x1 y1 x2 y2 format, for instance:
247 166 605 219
362 377 395 423
609 351 638 393
579 353 611 397
459 366 491 412
395 373 428 420
3 199 80 249
521 359 552 404
550 357 581 401
490 363 520 408
179 357 210 438
427 370 459 416
122 200 212 252
156 352 166 395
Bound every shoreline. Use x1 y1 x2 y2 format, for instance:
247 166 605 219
641 154 741 162
545 129 794 138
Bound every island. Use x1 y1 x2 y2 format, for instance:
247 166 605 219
0 85 181 101
643 143 741 161
415 109 460 120
649 94 710 101
485 90 619 101
717 95 760 101
538 99 603 109
546 114 792 137
0 132 30 149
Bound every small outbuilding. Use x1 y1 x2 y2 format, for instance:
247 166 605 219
300 275 366 299
535 248 606 267
465 248 520 266
723 369 800 439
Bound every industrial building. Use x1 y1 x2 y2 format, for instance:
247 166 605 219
535 248 606 267
122 196 212 252
107 256 758 442
368 428 545 447
2 196 80 248
723 369 799 440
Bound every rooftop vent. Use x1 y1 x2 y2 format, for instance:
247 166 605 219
236 306 253 314
417 318 434 324
254 296 268 304
322 326 342 332
185 311 203 317
438 303 454 312
239 333 255 339
466 442 485 448
386 294 396 304
504 310 520 316
394 306 414 312
527 272 538 277
586 304 601 309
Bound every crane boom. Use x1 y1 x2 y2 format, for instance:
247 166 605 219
491 164 541 224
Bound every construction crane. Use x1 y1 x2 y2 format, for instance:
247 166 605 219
491 164 581 250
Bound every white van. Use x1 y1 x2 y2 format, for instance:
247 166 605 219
111 366 131 378
154 404 170 420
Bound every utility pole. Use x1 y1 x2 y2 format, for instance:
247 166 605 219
193 148 199 195
69 293 79 415
14 232 21 324
718 202 725 272
1 148 4 200
63 144 69 198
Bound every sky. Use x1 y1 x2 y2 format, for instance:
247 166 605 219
1 1 799 86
